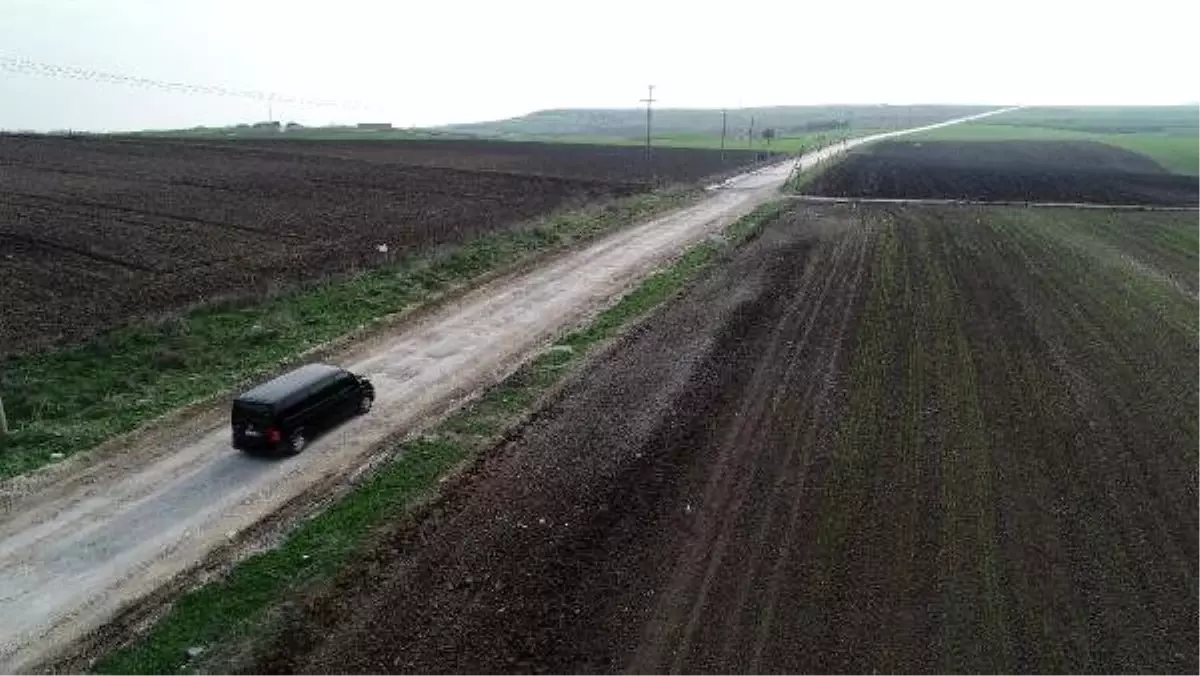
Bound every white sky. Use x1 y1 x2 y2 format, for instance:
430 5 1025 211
1 0 1196 131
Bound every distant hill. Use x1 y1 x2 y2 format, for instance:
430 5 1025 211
440 105 999 140
111 104 1021 149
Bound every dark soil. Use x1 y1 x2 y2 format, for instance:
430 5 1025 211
1 134 714 354
141 136 766 184
250 203 1198 674
807 140 1199 205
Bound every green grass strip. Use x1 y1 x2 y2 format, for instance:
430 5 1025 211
0 187 698 480
91 200 787 674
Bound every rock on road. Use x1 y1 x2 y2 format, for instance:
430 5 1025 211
0 108 1014 672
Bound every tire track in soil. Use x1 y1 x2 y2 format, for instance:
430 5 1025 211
0 232 159 273
635 215 874 674
744 214 875 671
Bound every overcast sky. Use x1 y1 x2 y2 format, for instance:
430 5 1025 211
1 0 1196 131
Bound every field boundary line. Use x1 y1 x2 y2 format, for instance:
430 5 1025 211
788 194 1200 211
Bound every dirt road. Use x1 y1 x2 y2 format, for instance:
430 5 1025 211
0 110 1008 672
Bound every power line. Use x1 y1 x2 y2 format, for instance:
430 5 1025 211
0 55 373 111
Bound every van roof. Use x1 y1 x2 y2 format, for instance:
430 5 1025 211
234 363 346 408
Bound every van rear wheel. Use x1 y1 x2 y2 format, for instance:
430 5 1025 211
287 430 307 455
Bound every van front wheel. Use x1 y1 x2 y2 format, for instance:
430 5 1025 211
287 430 307 455
358 395 374 414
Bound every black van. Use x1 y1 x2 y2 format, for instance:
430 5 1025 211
231 363 375 455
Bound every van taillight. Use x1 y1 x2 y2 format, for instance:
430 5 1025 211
267 427 281 443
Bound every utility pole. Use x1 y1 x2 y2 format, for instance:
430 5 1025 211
639 84 656 180
748 115 755 152
720 108 727 162
0 394 8 438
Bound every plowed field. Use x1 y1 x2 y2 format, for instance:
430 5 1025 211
153 137 765 184
806 140 1199 205
254 202 1198 674
0 134 759 354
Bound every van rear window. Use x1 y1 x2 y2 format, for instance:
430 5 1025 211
232 401 273 422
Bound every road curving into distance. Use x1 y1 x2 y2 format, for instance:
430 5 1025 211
0 106 1016 672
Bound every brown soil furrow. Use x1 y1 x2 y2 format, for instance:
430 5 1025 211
652 233 855 669
744 221 873 671
0 232 158 273
1 190 310 241
693 222 871 671
0 193 282 243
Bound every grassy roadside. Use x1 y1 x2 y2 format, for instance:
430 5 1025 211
90 200 789 675
0 187 699 480
786 146 849 193
787 160 834 193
